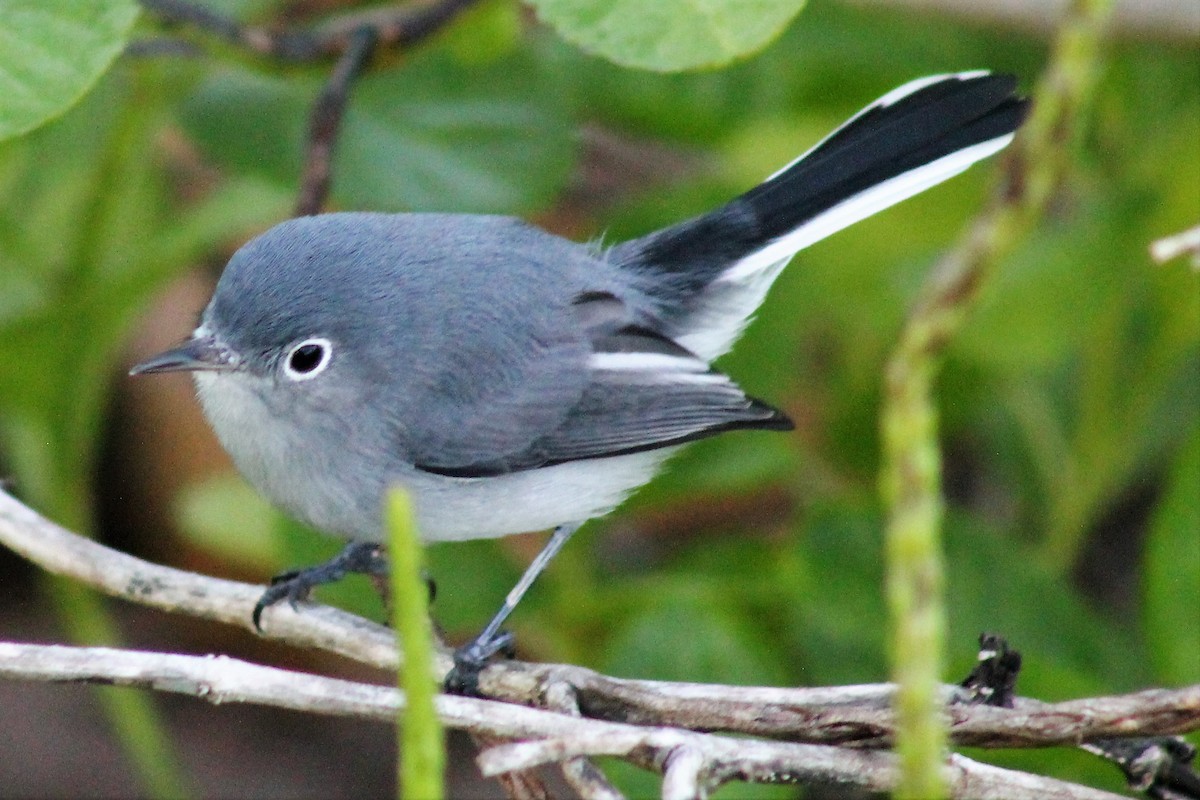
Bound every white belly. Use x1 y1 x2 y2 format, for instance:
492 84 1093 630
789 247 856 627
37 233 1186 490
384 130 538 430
195 370 673 542
401 449 675 542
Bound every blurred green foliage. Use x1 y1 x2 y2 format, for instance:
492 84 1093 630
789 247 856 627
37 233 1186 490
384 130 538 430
1 0 1197 797
0 0 140 141
526 0 807 71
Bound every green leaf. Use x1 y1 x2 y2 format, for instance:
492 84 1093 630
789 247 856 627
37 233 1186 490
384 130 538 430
0 0 140 141
181 48 573 214
602 588 788 685
781 504 888 684
175 474 281 571
528 0 806 72
1143 427 1200 685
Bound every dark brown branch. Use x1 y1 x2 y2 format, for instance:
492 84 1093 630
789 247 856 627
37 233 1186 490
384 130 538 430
138 0 483 62
294 24 378 216
137 1 483 216
1082 737 1200 800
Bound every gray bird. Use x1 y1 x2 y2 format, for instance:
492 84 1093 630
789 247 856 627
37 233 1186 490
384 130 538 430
133 71 1028 691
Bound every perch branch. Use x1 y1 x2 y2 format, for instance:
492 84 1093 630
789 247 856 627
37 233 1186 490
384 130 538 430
0 642 1140 800
0 486 404 671
0 487 1196 750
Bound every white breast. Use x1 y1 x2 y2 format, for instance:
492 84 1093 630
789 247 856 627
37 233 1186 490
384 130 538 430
194 371 673 543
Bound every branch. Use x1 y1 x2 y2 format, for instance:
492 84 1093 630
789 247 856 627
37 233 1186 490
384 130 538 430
3 486 1199 800
294 24 379 216
0 486 404 671
138 0 483 62
136 0 483 215
0 642 1138 800
1150 223 1200 270
0 487 1196 751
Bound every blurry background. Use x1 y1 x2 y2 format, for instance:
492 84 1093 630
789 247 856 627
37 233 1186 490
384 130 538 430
0 0 1196 797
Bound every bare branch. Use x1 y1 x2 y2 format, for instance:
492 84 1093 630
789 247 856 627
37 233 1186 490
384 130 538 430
138 0 483 62
660 746 706 800
494 662 1200 748
943 754 1133 800
295 24 379 216
472 733 556 800
0 642 1138 800
134 1 484 223
0 487 406 671
0 488 1196 754
956 690 1200 748
542 676 627 800
1150 223 1200 269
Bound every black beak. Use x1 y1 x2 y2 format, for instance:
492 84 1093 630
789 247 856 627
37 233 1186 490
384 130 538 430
129 336 239 375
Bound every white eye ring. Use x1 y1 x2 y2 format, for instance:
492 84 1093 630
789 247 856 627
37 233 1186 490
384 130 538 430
283 338 333 381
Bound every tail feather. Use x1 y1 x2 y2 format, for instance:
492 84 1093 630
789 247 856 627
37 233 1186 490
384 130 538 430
612 72 1029 360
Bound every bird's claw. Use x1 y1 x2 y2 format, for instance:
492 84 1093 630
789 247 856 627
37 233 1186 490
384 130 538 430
444 630 516 695
251 542 388 632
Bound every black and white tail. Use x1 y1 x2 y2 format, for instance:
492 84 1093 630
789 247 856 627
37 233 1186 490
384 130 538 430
612 71 1030 361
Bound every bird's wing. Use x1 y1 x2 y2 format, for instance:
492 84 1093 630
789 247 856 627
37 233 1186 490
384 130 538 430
414 292 790 477
395 289 592 473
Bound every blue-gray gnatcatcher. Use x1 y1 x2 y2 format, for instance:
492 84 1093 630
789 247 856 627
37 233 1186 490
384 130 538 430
133 72 1027 691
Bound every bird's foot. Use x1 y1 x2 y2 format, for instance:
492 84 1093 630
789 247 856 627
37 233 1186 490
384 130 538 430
252 541 387 631
443 630 517 696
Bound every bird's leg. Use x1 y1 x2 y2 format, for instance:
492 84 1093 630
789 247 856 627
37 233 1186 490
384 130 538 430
252 540 388 631
444 521 583 695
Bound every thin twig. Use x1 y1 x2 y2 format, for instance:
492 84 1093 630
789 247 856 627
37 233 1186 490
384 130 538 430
138 0 483 62
542 678 627 800
473 733 556 800
295 24 379 216
137 1 480 217
1150 223 1200 269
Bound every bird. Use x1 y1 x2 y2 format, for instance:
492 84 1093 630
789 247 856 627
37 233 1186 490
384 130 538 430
132 71 1028 692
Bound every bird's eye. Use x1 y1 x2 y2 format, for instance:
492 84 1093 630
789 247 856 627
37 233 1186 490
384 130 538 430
283 338 332 381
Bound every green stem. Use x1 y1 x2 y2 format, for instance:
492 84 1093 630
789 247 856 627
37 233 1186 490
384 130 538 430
387 489 445 800
37 68 194 800
47 578 192 799
879 0 1116 796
